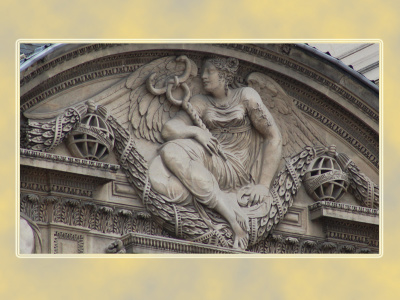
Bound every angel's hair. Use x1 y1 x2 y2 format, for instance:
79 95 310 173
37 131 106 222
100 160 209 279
204 57 239 95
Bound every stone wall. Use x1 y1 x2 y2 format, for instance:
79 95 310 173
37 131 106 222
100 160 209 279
19 43 379 254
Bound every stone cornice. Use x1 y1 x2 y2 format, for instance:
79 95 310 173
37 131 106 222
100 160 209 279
308 201 379 225
121 232 247 254
309 201 379 215
20 148 120 172
19 43 378 123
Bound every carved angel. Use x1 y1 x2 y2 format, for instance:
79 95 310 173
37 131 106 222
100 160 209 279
23 55 326 250
111 55 324 249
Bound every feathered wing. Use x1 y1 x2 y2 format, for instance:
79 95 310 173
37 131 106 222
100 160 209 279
247 72 326 157
126 56 199 143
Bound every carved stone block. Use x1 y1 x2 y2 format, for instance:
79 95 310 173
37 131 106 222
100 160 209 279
20 43 379 254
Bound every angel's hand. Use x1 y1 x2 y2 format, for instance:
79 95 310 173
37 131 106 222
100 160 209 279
194 129 219 156
244 184 270 206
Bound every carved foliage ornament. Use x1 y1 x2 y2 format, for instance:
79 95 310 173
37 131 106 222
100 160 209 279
20 193 164 237
21 55 379 250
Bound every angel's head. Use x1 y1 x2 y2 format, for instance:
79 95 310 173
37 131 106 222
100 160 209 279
201 57 239 95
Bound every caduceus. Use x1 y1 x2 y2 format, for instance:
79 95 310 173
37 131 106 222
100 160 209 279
146 55 227 161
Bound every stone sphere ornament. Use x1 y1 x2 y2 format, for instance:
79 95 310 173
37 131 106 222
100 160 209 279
67 113 114 161
303 155 350 202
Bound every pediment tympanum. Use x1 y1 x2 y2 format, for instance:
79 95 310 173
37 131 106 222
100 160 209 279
20 43 379 254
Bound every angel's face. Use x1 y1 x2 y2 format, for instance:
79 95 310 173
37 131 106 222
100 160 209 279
201 61 225 93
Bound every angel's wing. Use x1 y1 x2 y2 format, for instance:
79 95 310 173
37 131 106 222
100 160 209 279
247 72 326 157
126 56 199 143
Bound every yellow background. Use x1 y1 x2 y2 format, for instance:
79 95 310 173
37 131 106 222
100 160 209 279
1 0 397 299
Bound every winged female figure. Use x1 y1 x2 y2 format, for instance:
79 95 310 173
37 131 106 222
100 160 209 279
23 54 326 250
147 57 282 249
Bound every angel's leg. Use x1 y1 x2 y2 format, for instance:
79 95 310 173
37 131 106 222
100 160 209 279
159 142 249 249
149 155 192 205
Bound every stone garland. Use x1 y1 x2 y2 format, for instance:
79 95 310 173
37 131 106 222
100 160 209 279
21 103 88 151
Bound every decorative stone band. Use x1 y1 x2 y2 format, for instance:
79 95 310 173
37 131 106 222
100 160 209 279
270 188 284 220
142 173 151 205
172 204 183 238
303 170 349 195
248 217 258 246
119 136 135 166
309 201 379 216
121 232 246 254
49 113 64 150
20 192 165 237
285 161 301 191
366 177 375 208
248 231 379 254
72 123 114 150
20 148 120 172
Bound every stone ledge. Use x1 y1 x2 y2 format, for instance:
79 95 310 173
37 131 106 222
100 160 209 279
20 148 120 180
308 201 379 225
121 232 248 254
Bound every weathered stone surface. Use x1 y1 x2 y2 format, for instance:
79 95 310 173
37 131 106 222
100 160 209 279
19 43 379 254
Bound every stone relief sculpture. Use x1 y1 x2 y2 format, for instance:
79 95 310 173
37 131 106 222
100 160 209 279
22 55 379 250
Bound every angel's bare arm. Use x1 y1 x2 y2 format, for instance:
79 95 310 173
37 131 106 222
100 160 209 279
245 87 282 190
161 96 219 156
161 111 200 141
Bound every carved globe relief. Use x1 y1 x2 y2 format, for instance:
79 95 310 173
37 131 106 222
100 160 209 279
66 113 114 161
303 156 350 202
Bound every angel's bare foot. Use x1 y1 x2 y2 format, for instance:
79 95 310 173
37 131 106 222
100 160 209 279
233 207 250 232
213 191 250 250
229 193 250 232
223 192 249 250
232 222 249 250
